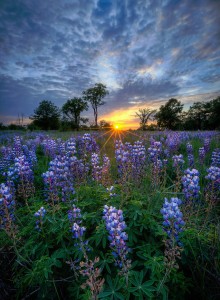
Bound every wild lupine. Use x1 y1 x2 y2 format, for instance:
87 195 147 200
148 141 166 186
68 205 88 250
106 186 117 197
131 140 146 180
91 153 111 185
148 141 162 162
187 154 194 168
42 155 75 204
22 145 37 168
7 155 35 203
0 146 13 175
66 137 76 156
160 197 184 269
204 138 210 153
69 156 88 184
91 153 102 182
12 136 23 158
211 149 220 167
34 207 46 231
42 138 57 158
115 140 131 180
182 168 200 201
205 166 220 201
103 205 131 279
68 205 104 297
115 140 146 184
165 132 183 153
172 154 185 168
186 142 193 155
0 182 16 238
77 133 99 160
161 197 185 242
102 154 111 186
199 147 206 164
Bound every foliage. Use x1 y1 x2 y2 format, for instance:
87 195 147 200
30 100 60 130
99 120 113 130
62 98 88 131
155 98 183 130
0 130 220 299
135 108 157 131
83 83 109 127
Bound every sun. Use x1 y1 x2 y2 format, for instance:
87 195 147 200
114 124 120 130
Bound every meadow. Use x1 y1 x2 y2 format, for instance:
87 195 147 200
0 129 220 300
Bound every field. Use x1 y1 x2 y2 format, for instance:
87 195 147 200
0 130 220 300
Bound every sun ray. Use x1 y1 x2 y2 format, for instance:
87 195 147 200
99 130 115 153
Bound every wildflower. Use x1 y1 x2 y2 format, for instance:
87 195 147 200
182 168 200 201
0 183 15 234
103 205 130 271
34 207 46 231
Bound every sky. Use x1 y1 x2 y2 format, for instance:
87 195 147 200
0 0 220 129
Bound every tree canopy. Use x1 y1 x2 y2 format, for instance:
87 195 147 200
30 100 60 130
155 98 183 130
135 108 157 130
83 83 109 127
62 97 88 130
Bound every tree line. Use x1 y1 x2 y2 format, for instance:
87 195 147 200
135 97 220 131
28 83 109 131
1 84 219 131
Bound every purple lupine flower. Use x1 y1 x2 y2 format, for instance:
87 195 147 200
148 141 162 162
0 183 15 234
77 133 99 159
42 138 57 158
106 186 117 197
211 149 220 167
182 168 200 201
172 154 185 168
199 147 205 164
115 140 146 183
68 205 89 251
7 155 35 201
42 155 75 203
103 205 130 269
160 197 185 244
12 136 23 158
205 166 220 196
187 154 194 168
204 138 210 153
69 156 89 184
186 142 193 154
131 141 146 179
34 207 46 231
66 137 76 156
91 153 102 182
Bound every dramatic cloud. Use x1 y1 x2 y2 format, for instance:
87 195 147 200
0 0 219 126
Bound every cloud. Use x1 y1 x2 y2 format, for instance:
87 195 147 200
0 0 219 126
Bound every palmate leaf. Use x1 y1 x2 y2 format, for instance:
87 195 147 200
90 221 107 248
98 276 125 299
95 252 114 274
128 271 156 298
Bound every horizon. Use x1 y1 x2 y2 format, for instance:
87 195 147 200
0 0 220 129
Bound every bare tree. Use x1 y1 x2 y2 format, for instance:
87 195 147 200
135 108 157 130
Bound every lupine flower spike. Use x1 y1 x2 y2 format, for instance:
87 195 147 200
103 205 131 284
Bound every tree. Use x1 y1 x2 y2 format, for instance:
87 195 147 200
83 83 109 127
99 120 113 130
62 97 88 130
135 108 157 130
155 98 183 130
206 96 220 129
184 102 208 130
30 100 60 130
